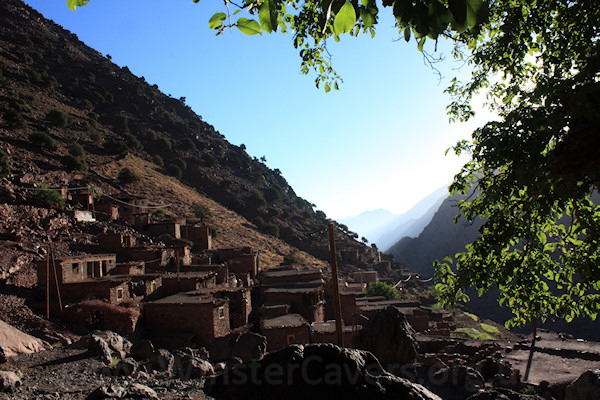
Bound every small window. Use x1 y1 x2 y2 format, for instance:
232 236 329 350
287 334 296 345
218 306 225 319
72 263 79 273
117 288 123 300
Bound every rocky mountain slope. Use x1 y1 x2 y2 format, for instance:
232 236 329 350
0 0 364 271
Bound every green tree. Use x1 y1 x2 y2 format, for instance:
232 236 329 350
434 0 600 331
365 281 400 300
117 167 140 184
46 109 69 128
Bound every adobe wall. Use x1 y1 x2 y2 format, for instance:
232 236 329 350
144 222 181 239
144 300 230 346
182 225 212 250
227 254 257 278
263 324 310 352
61 301 139 336
60 280 131 304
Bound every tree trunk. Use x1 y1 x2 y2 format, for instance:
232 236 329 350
524 318 537 382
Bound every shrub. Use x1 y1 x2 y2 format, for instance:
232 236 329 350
172 158 187 170
252 216 265 227
29 131 57 151
152 154 164 167
280 225 294 238
201 152 218 167
4 110 28 129
89 130 102 143
122 133 142 151
264 186 282 202
191 202 212 220
80 98 94 111
68 143 86 158
165 164 182 179
229 197 246 211
267 206 281 218
37 185 65 207
248 189 267 208
46 109 69 128
156 137 171 151
365 282 400 300
61 154 87 172
117 167 139 184
0 149 10 177
220 179 233 189
142 130 157 141
103 138 129 156
262 223 279 238
282 251 300 266
181 138 197 151
114 115 130 134
44 75 58 89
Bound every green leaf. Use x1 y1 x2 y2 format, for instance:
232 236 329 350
66 0 90 11
259 0 278 33
209 13 227 30
333 1 357 35
361 10 375 28
236 18 262 35
404 27 411 42
417 37 426 52
324 83 331 93
466 0 483 28
448 0 467 26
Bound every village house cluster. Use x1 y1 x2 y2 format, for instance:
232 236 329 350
36 186 452 352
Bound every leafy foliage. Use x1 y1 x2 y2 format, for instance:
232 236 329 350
117 167 140 184
435 0 600 328
36 185 65 207
46 109 69 128
4 110 28 129
365 281 400 300
29 131 57 152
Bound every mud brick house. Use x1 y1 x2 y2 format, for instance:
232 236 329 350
352 271 378 284
96 195 150 225
97 232 136 253
183 263 229 285
59 277 133 304
144 219 185 239
111 261 145 276
261 314 310 352
195 287 251 329
123 247 171 270
262 287 325 323
36 254 117 293
94 201 119 220
214 247 259 279
310 321 355 345
182 225 212 250
340 248 360 265
259 268 324 290
144 292 230 346
68 189 93 210
62 300 140 336
161 272 217 296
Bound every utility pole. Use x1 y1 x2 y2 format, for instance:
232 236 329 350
328 223 344 347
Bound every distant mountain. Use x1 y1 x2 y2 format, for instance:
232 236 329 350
386 193 483 277
372 185 449 251
339 209 399 242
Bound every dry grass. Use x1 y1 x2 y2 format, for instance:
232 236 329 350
95 155 327 270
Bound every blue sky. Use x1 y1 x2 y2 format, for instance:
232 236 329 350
23 0 493 219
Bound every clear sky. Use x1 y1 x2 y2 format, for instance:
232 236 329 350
23 0 493 220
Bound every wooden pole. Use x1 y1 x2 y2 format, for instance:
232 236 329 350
328 223 344 347
48 239 63 313
46 250 50 319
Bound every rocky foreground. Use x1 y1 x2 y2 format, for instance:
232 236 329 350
2 324 600 400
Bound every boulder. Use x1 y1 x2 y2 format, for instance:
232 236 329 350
85 384 127 400
126 383 158 399
89 331 131 359
467 388 546 400
130 339 155 360
0 371 21 393
115 358 137 376
352 306 418 368
0 319 51 358
150 348 174 372
206 343 441 400
187 357 215 379
565 370 600 400
210 332 267 363
426 366 485 400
